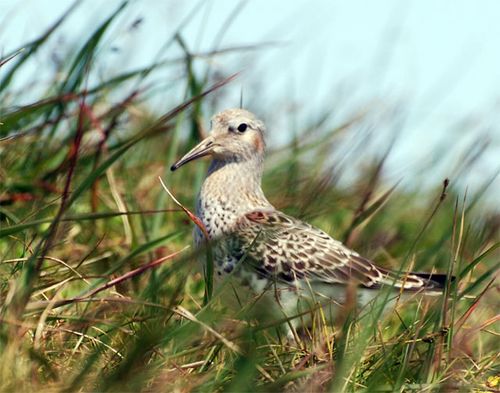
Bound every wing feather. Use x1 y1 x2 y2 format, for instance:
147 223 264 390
234 210 442 291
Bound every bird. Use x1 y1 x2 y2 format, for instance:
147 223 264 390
171 108 451 331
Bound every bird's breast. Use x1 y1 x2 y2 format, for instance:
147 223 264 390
196 194 241 240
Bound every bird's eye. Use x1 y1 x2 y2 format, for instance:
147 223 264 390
237 123 248 132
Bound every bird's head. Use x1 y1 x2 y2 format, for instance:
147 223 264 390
170 108 266 171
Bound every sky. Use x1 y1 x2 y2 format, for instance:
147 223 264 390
1 0 499 207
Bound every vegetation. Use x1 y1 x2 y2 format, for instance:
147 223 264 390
0 3 498 392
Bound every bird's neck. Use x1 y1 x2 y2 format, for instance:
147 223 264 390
207 155 264 193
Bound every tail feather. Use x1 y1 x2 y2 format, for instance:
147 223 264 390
411 272 455 290
372 266 455 291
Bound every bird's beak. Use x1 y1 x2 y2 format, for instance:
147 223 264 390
170 136 215 171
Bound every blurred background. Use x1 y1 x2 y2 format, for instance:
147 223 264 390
2 0 499 207
1 1 499 391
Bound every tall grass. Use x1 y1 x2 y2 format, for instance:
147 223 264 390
1 3 498 392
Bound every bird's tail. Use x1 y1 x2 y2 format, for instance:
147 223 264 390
410 272 455 290
375 266 455 292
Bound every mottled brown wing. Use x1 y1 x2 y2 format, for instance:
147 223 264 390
235 210 439 290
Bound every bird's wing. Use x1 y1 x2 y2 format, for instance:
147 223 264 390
234 210 440 290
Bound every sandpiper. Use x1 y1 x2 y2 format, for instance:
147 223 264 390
171 108 450 327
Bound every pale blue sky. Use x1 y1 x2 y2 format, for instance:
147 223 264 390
1 0 499 207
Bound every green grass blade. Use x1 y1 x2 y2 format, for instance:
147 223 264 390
458 242 499 281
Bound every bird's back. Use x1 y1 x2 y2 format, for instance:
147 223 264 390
231 209 449 293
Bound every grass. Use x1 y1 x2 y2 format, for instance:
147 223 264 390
1 3 499 392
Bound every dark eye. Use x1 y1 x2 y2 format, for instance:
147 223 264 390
237 123 248 132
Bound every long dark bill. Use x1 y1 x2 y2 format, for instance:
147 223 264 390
170 136 215 171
